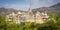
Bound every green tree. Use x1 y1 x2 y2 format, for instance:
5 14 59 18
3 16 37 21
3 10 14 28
0 16 7 30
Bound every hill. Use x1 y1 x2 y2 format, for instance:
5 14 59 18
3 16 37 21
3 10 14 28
0 3 60 16
0 8 18 16
32 3 60 16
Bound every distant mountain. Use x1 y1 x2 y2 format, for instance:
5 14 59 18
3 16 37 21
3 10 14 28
32 3 60 16
48 3 60 15
32 7 49 14
0 8 27 16
0 3 60 16
50 3 60 8
0 8 18 16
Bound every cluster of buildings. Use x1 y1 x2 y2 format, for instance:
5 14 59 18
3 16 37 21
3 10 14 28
6 7 49 24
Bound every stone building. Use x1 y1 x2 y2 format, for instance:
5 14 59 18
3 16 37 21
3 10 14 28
6 0 49 24
6 7 49 24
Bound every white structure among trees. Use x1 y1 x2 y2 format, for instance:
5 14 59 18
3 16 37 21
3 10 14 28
6 7 49 24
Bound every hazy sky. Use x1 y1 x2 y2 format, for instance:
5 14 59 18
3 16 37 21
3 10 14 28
0 0 60 11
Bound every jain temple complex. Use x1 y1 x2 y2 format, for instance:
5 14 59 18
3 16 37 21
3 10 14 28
6 7 49 24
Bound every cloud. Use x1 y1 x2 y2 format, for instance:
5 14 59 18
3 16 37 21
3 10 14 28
1 0 59 11
3 0 52 10
3 3 29 10
38 0 54 3
47 0 54 3
25 0 54 6
3 0 41 10
25 0 39 4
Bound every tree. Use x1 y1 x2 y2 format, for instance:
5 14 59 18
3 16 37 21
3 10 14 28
0 16 7 30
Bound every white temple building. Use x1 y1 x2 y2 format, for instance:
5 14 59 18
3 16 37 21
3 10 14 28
6 7 49 24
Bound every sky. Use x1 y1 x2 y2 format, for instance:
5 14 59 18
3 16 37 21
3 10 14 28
0 0 60 11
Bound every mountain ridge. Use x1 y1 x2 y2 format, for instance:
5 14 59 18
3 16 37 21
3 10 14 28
0 3 60 16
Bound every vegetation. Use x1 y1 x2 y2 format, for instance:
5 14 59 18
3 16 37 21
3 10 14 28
0 14 60 30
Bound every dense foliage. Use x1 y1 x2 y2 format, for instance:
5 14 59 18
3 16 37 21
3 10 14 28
0 14 60 30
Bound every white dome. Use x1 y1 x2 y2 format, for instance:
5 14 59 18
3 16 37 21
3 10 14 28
17 12 22 14
41 13 45 15
8 12 15 16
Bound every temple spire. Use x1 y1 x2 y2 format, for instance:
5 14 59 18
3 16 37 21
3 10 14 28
29 0 32 12
28 0 33 15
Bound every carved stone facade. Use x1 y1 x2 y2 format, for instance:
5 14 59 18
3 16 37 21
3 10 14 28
6 7 49 24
